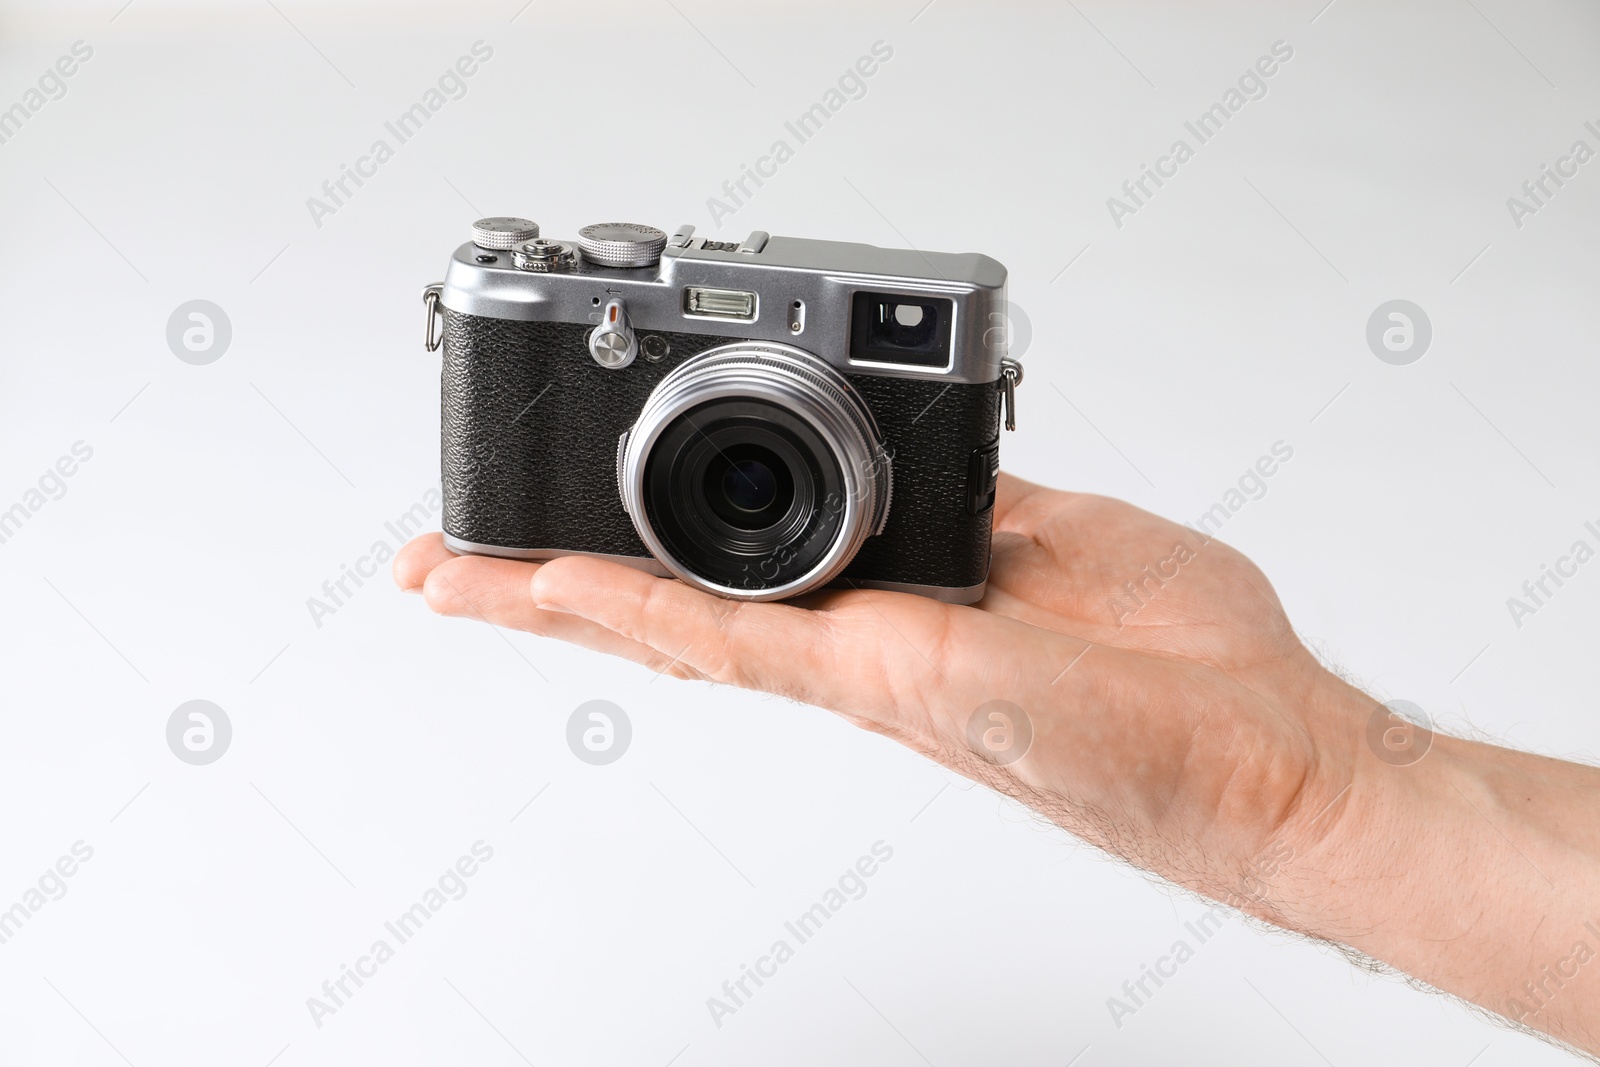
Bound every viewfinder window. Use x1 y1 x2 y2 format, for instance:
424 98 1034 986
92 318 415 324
849 292 953 368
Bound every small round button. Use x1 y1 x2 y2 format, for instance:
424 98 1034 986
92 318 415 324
577 223 669 268
472 217 540 250
641 335 670 363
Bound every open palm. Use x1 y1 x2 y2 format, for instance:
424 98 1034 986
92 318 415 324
395 473 1359 908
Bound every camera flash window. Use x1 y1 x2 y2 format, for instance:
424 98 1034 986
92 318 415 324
684 287 758 321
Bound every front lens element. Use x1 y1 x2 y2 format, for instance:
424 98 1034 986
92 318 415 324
617 343 891 601
643 402 835 591
708 445 790 529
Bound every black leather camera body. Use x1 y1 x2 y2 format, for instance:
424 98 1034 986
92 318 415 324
425 218 1020 603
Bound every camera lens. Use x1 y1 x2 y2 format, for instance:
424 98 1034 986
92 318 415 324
617 343 892 601
641 402 830 588
707 446 790 529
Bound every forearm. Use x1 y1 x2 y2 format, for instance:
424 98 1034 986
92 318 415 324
1274 695 1600 1055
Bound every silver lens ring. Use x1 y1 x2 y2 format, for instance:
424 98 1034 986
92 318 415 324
618 342 892 601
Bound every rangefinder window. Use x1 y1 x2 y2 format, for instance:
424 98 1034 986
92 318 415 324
849 292 953 368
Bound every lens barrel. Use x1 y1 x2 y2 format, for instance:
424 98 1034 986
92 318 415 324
617 343 892 601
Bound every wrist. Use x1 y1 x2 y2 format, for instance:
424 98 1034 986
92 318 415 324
1260 678 1600 1052
1217 668 1372 928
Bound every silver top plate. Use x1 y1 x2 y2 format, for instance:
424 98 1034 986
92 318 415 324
438 225 1009 384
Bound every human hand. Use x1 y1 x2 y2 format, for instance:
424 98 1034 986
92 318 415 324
393 473 1357 915
395 473 1600 1055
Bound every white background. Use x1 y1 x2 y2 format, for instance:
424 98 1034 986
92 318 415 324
2 1 1598 1064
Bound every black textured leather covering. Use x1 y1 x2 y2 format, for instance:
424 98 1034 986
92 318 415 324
845 373 998 589
440 310 999 590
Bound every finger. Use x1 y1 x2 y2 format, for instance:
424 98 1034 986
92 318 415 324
416 553 690 676
392 533 458 591
529 555 848 701
441 553 1156 835
527 554 1078 725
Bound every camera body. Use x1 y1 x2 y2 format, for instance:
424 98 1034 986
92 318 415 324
426 217 1016 603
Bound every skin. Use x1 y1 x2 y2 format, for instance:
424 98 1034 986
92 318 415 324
394 474 1600 1056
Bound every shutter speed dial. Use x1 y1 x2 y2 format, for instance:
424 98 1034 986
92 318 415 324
589 299 637 369
577 223 669 268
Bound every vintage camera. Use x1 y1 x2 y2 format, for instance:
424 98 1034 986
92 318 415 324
422 217 1022 603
